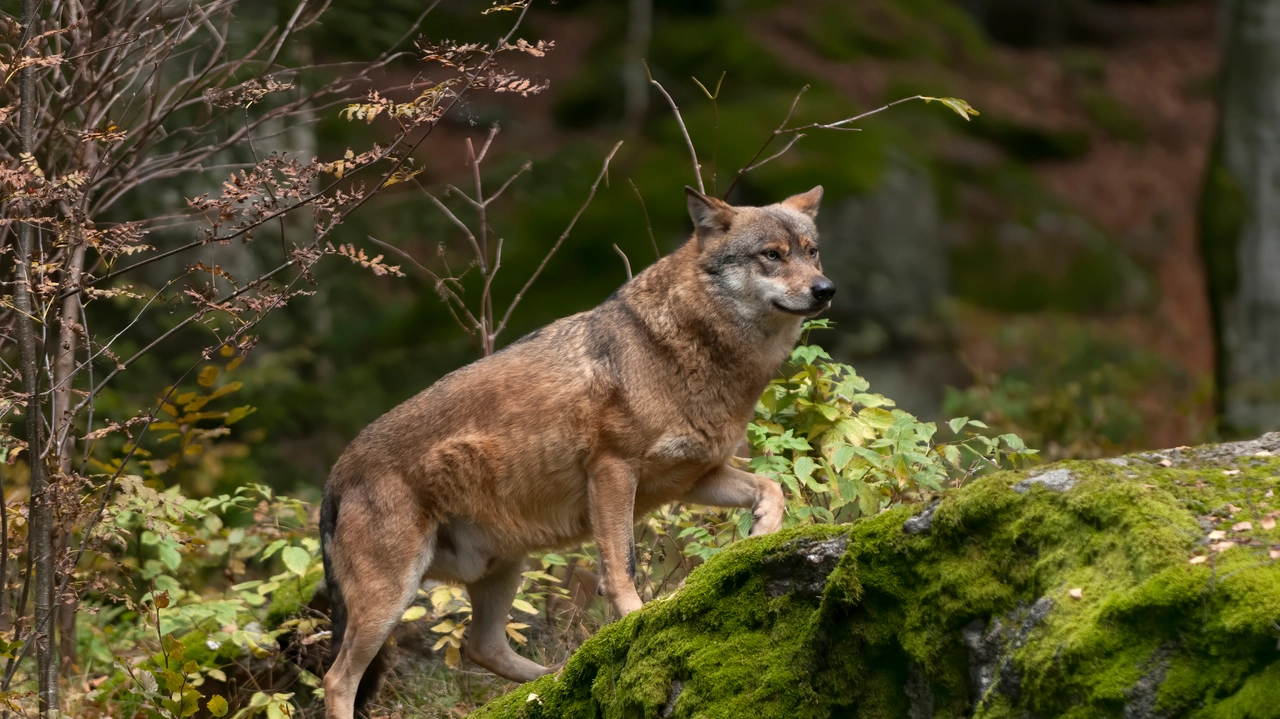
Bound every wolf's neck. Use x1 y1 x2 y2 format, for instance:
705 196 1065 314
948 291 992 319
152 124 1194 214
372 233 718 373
619 246 801 405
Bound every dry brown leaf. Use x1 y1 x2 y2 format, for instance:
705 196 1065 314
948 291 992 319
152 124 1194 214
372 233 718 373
1232 521 1253 532
1265 489 1275 498
1068 588 1083 600
1263 517 1277 531
1256 450 1274 457
1208 530 1227 540
1158 459 1173 467
1271 547 1280 560
1211 541 1236 553
1223 469 1241 476
1188 555 1208 565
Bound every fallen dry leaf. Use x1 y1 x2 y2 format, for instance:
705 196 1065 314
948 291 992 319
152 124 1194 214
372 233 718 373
1189 555 1208 565
1068 588 1083 600
1158 459 1173 467
1266 489 1275 498
1263 517 1276 531
1208 529 1227 540
1271 547 1280 560
1223 469 1241 476
1227 503 1244 514
1232 521 1253 532
1256 450 1274 457
1175 445 1191 450
1211 541 1236 553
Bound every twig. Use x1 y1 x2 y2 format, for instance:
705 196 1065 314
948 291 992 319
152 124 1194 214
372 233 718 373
692 71 724 195
628 179 660 261
723 84 808 198
495 140 624 339
642 60 702 194
613 244 633 280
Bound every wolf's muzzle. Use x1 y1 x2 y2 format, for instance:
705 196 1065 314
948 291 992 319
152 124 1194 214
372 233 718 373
810 279 835 303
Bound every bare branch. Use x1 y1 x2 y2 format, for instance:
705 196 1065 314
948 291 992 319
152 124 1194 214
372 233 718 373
496 140 624 339
613 244 633 280
643 59 703 194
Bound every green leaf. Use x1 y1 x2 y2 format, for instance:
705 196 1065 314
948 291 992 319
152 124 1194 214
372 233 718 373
207 695 229 717
281 546 312 577
158 542 182 571
831 444 855 472
511 598 538 614
792 456 816 481
948 417 969 434
262 539 287 560
942 444 962 467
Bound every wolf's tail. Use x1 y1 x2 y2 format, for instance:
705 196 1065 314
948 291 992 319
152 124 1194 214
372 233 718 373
320 488 390 716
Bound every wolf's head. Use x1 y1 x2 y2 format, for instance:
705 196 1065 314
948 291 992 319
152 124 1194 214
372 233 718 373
685 185 834 324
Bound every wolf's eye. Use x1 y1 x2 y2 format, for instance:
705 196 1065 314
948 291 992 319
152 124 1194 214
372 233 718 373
808 247 819 258
763 250 782 261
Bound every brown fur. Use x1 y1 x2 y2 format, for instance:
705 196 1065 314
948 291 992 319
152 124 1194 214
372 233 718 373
320 186 832 718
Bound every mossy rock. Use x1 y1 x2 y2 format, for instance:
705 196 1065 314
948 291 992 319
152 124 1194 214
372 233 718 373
472 435 1280 719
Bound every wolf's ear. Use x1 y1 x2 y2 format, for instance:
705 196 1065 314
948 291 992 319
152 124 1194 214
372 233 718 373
686 186 735 234
781 185 823 219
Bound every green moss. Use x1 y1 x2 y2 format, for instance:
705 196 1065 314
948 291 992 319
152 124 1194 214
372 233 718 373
265 565 324 627
473 441 1280 719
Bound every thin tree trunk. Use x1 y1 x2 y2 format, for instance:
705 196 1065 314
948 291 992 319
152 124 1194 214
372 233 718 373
623 0 652 130
52 240 85 677
1201 0 1280 433
17 0 58 712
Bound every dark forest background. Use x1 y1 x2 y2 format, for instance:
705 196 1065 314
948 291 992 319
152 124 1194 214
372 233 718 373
77 0 1237 503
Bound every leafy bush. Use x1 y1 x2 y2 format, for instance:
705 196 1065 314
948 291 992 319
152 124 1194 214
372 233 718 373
643 321 1035 569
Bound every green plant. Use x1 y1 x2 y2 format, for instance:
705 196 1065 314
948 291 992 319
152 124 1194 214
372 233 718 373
651 321 1035 566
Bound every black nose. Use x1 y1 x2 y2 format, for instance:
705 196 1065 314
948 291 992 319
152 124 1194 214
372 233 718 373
810 279 835 303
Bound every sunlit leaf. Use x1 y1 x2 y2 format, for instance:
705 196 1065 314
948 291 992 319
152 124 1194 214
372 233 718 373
921 96 980 121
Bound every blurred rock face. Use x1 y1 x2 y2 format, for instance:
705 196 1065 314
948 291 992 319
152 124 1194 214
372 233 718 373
819 153 945 348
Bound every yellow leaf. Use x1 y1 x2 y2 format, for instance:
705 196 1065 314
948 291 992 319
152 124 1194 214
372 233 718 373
921 96 980 121
444 644 460 668
219 344 235 357
505 624 528 646
401 606 427 622
197 366 219 387
206 695 229 717
175 392 197 406
430 620 455 634
511 598 538 615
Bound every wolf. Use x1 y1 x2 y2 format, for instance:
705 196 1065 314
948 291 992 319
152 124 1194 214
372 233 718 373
319 185 832 719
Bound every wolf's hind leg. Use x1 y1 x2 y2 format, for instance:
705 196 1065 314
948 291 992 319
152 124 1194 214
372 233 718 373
683 465 785 536
465 558 554 682
323 493 435 719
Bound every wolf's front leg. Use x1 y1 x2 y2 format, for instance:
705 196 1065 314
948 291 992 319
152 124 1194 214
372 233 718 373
683 465 785 536
587 455 644 617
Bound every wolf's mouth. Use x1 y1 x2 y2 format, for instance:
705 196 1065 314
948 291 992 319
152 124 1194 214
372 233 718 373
772 300 827 317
